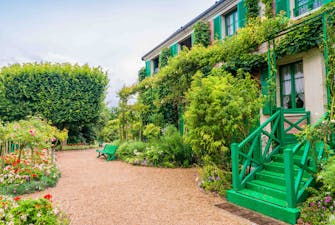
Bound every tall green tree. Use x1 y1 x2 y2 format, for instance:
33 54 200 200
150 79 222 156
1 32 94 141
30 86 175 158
0 62 108 143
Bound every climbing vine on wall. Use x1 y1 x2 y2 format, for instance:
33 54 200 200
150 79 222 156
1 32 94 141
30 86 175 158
193 21 211 47
245 0 260 20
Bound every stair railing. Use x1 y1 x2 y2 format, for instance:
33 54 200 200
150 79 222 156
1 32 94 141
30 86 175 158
284 113 328 208
231 109 282 191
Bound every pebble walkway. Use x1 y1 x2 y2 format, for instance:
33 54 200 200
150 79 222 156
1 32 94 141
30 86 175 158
27 149 254 225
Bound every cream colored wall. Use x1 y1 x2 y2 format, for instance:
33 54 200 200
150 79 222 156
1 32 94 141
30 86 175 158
273 48 327 124
303 48 327 124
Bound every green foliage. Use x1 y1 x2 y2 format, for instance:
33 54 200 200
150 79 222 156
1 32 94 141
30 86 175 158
245 0 260 20
117 126 193 167
138 67 146 82
185 70 262 166
262 0 274 18
0 196 68 225
298 156 335 224
0 62 108 143
193 21 211 47
153 125 193 167
116 141 147 161
159 48 170 68
318 156 335 193
198 163 232 196
143 123 160 141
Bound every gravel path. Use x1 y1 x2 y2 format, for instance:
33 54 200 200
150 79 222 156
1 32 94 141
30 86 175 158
27 149 252 225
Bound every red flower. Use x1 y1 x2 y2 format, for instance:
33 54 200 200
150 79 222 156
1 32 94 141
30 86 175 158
43 194 52 201
13 196 21 201
32 173 38 178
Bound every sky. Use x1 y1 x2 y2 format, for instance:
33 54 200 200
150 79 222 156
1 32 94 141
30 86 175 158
0 0 215 107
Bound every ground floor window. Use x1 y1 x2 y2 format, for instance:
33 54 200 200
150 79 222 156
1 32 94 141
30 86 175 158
294 0 322 16
280 61 305 110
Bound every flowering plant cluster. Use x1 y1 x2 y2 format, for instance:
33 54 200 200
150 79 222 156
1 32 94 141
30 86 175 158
0 149 60 195
298 192 335 225
0 194 68 225
197 163 232 196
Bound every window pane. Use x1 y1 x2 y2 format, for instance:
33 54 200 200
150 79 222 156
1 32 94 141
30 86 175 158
283 95 291 109
294 62 304 108
234 11 238 30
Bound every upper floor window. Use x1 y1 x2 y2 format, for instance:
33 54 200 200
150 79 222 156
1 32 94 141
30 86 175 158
179 36 192 50
225 10 238 37
153 57 159 74
294 0 322 16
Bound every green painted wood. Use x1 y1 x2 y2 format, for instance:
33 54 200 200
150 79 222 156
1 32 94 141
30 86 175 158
191 32 195 45
276 0 290 17
284 149 297 208
237 0 247 28
213 15 222 40
170 43 179 57
226 190 300 224
231 143 241 191
246 181 287 200
145 60 151 77
323 0 333 4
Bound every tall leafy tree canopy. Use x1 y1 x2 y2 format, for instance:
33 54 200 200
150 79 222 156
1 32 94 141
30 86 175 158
0 62 108 143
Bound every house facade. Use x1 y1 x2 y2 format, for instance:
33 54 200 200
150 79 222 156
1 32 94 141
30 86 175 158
141 0 333 224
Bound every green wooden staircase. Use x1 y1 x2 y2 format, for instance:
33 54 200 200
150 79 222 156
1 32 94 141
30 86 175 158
226 108 326 224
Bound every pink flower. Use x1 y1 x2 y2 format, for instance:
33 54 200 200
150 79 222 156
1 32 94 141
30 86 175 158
29 129 36 136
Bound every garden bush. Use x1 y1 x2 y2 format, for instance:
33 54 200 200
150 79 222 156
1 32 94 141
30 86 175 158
117 125 194 168
197 162 232 196
185 70 262 166
0 194 68 225
116 141 148 161
298 156 335 224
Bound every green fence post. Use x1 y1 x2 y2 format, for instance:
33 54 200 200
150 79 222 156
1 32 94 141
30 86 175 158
284 148 296 208
231 143 241 191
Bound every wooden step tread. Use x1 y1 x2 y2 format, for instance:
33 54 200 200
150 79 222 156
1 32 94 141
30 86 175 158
238 189 287 207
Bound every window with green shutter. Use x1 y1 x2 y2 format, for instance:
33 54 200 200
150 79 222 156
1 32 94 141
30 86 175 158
261 68 271 115
276 0 290 17
170 43 179 57
293 0 325 16
237 0 247 28
226 10 238 37
145 60 151 77
213 15 222 40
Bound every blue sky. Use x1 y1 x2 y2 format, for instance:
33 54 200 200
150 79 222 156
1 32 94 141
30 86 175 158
0 0 214 106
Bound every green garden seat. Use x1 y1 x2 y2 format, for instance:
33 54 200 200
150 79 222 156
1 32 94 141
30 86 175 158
96 144 117 161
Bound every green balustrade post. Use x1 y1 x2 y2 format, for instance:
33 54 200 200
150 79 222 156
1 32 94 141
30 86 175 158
284 148 296 208
231 143 241 191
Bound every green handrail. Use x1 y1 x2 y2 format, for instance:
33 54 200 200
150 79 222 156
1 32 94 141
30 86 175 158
232 110 282 191
284 112 328 206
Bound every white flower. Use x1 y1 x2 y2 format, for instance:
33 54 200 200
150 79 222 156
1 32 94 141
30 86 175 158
37 212 41 217
20 214 27 221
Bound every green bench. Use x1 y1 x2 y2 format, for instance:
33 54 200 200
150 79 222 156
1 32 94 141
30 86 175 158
96 144 118 161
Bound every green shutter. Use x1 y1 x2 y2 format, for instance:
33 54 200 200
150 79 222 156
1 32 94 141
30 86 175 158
145 60 151 77
213 15 222 40
237 0 247 28
276 0 290 17
170 43 179 57
261 68 271 115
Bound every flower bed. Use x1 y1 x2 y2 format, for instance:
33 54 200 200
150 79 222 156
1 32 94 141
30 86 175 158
0 149 60 196
0 194 68 225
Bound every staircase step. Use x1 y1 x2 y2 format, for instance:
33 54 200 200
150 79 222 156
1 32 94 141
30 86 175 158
264 162 301 175
272 154 303 163
246 180 287 200
238 189 287 206
227 189 299 224
256 170 286 186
